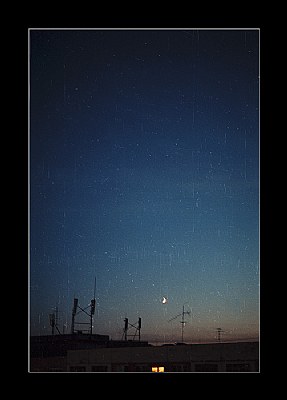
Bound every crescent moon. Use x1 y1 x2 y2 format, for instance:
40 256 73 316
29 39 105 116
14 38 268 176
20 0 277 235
162 296 167 304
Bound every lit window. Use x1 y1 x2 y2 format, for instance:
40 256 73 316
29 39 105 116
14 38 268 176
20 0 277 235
152 366 165 372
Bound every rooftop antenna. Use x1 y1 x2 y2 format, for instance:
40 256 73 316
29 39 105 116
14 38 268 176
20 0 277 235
122 317 142 341
71 298 78 334
216 327 225 342
168 303 191 343
70 276 97 337
49 312 55 335
90 276 96 335
123 317 128 341
49 306 61 335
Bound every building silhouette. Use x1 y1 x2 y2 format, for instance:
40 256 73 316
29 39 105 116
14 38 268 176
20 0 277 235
30 334 259 372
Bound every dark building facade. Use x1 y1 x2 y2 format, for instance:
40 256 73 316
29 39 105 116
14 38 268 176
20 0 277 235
29 333 149 372
67 341 259 372
30 334 259 372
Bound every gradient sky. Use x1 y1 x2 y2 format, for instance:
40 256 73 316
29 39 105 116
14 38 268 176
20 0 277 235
29 28 259 343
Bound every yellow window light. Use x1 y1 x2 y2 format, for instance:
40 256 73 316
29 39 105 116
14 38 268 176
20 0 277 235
152 366 165 372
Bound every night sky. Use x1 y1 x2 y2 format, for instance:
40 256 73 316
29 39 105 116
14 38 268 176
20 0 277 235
29 29 259 344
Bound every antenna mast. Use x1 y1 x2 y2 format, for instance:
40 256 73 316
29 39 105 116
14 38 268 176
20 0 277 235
168 303 191 343
49 306 61 335
70 276 96 336
216 327 225 342
90 276 96 336
122 317 142 341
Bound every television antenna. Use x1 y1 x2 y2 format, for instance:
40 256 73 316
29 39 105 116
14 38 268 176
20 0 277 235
168 303 191 343
122 317 142 341
215 327 225 342
70 276 96 336
49 306 62 335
